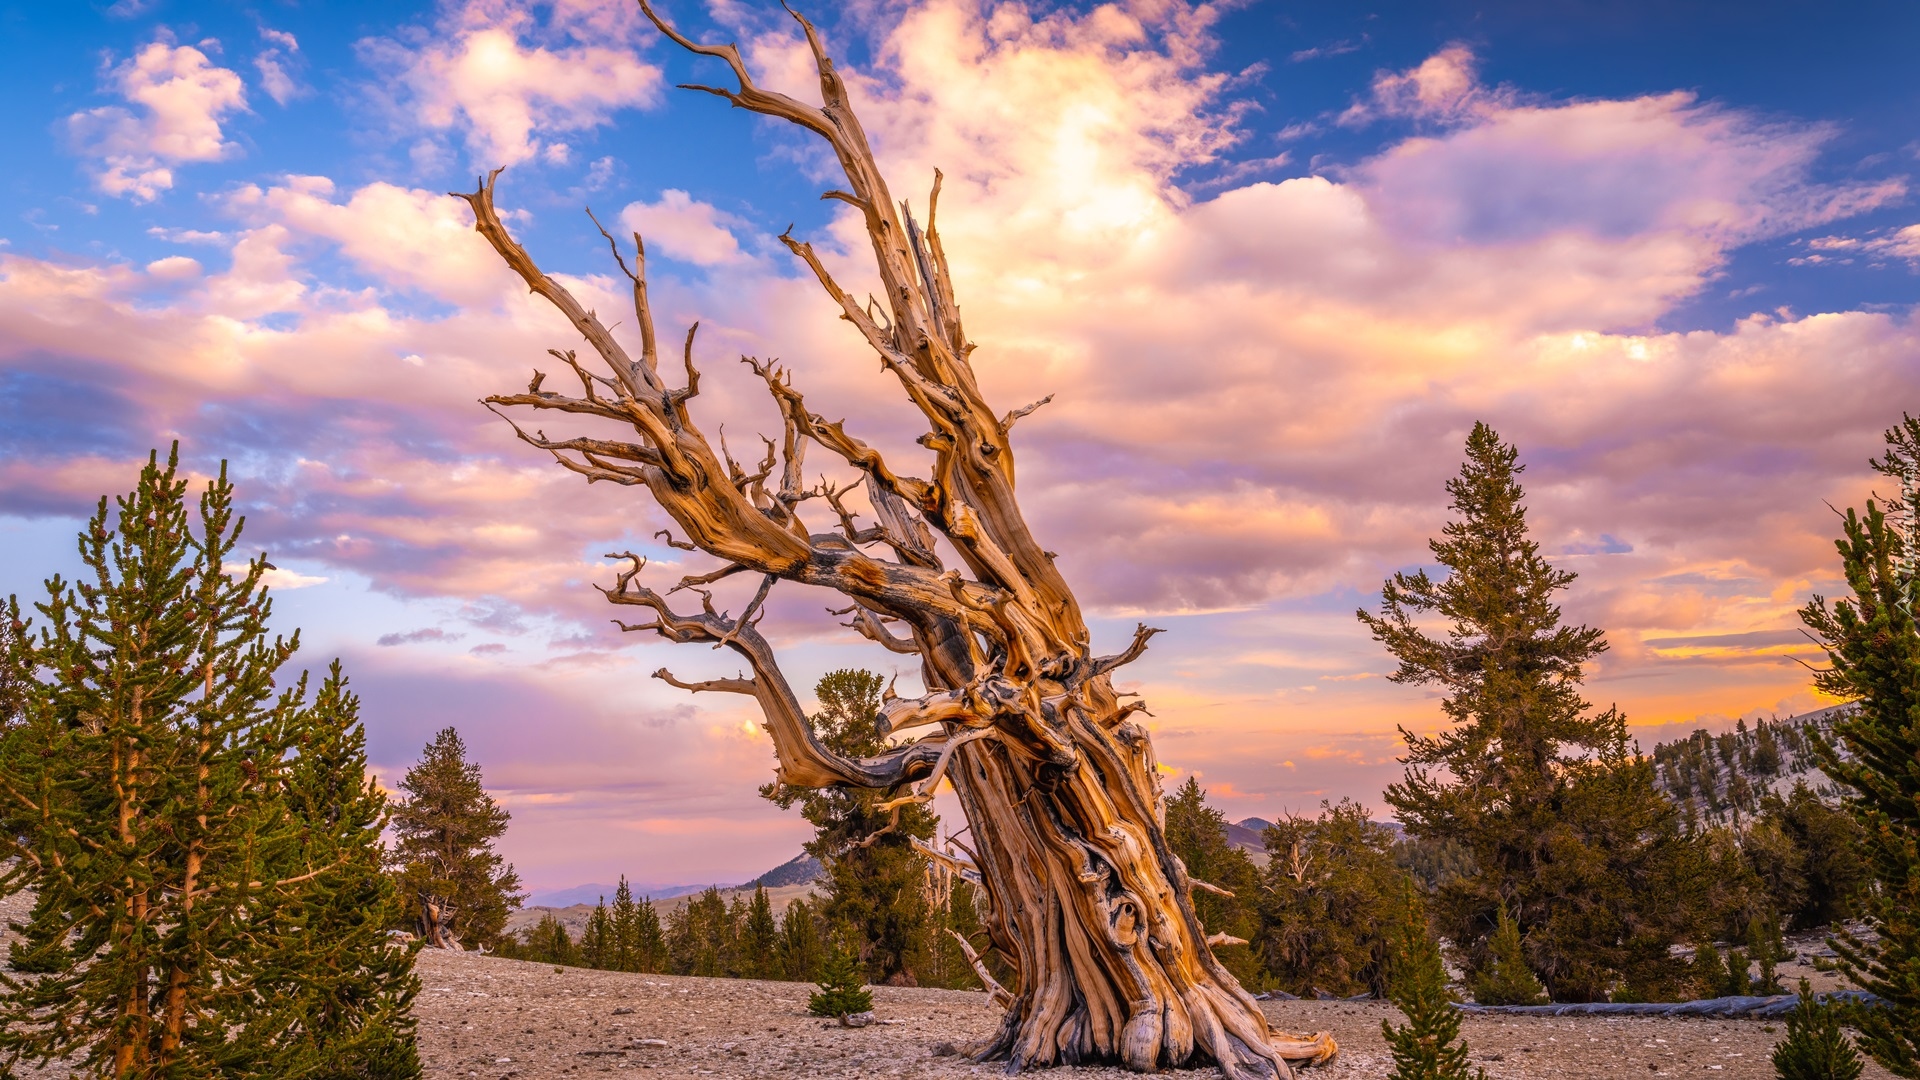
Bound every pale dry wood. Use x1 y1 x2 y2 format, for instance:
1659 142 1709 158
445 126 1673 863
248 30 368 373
461 4 1335 1075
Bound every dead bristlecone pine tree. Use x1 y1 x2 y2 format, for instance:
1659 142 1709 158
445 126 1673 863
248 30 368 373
458 4 1336 1075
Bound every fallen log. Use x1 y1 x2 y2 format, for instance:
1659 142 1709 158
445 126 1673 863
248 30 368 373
1453 990 1881 1019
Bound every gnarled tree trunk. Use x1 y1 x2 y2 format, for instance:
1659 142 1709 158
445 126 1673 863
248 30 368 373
463 5 1336 1075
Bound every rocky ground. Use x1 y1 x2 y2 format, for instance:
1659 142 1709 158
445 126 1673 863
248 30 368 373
409 948 1896 1080
0 884 1895 1080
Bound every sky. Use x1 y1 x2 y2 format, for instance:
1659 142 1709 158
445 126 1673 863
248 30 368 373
1 0 1917 897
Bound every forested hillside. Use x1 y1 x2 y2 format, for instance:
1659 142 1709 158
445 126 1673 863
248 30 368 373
1651 706 1852 828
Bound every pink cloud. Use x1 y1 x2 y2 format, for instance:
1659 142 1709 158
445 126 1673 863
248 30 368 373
66 40 248 200
618 191 754 268
363 0 663 167
5 2 1917 884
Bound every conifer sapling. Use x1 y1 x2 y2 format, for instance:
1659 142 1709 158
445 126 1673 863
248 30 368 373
1382 889 1484 1080
1771 979 1864 1080
808 943 874 1019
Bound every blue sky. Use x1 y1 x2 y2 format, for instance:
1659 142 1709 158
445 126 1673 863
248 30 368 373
1 0 1916 892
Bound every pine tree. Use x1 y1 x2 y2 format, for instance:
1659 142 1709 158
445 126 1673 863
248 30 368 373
1691 938 1729 999
1722 947 1752 997
245 663 421 1078
1359 422 1702 1002
807 942 873 1018
666 887 732 977
1798 413 1920 1077
1257 799 1421 998
610 877 645 972
0 450 395 1076
630 891 667 974
388 727 524 950
1471 908 1546 1006
778 898 827 982
1748 914 1786 995
1164 778 1263 987
1381 890 1483 1080
521 914 577 966
740 886 780 980
1773 980 1865 1080
581 899 614 970
764 670 937 984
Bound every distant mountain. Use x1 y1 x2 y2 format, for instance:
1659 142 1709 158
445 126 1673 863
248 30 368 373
1224 819 1268 853
749 853 823 888
525 883 619 908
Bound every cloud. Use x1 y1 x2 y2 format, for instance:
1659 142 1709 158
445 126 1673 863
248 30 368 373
260 565 328 589
254 28 305 106
66 41 249 201
1343 44 1503 126
4 0 1917 883
223 175 514 305
377 627 464 646
618 191 753 267
362 0 662 167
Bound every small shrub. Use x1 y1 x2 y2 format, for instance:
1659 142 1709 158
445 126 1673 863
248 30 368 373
807 945 873 1018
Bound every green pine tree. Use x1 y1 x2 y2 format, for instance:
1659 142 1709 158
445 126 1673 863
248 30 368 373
581 899 614 970
1257 799 1422 998
740 886 780 980
1772 980 1865 1080
1164 778 1263 988
521 914 577 966
1722 947 1752 997
630 890 667 974
807 942 873 1018
388 727 524 950
1360 422 1703 1002
1381 889 1483 1080
0 449 387 1076
764 670 937 985
1749 914 1786 995
666 887 732 977
1471 908 1546 1006
778 898 826 982
1691 938 1729 999
1798 413 1920 1078
610 877 650 972
245 662 422 1079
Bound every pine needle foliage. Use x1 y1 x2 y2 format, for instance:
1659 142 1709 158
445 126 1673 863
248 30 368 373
807 943 873 1018
388 727 524 949
740 885 781 980
1359 422 1702 1002
243 663 421 1079
581 898 614 970
763 670 938 985
0 448 419 1078
1257 799 1421 998
1772 980 1865 1080
1471 908 1546 1006
1164 778 1263 987
1691 938 1729 999
1381 890 1484 1080
1798 413 1920 1078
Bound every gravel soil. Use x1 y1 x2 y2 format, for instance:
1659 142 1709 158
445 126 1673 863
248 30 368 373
411 949 1899 1080
1 887 1896 1080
